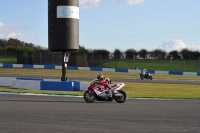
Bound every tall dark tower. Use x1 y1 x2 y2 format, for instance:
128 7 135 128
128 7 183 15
48 0 79 52
48 0 79 81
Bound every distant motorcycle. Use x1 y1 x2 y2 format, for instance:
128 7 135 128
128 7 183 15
83 79 127 103
140 72 153 80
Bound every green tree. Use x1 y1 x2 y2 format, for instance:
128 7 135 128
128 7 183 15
7 38 21 47
151 49 167 59
193 50 200 59
125 48 138 59
88 49 110 59
6 46 18 54
114 49 122 59
138 49 148 59
168 50 180 59
76 45 89 55
18 46 35 55
180 48 190 59
0 46 2 52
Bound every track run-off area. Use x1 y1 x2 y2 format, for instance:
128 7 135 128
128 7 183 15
0 94 200 133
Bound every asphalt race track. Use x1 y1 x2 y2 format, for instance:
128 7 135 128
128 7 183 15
0 73 200 133
0 94 200 133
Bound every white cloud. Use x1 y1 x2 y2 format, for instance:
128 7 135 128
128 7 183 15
79 0 144 9
7 32 26 39
0 22 30 40
0 22 4 27
159 39 200 52
30 34 38 39
159 39 187 52
112 0 145 5
79 0 101 9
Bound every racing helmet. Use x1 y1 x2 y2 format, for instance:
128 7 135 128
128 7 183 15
97 74 104 80
143 69 146 72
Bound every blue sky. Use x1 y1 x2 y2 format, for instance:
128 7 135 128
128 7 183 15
0 0 200 52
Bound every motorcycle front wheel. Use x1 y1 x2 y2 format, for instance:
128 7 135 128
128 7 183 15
114 90 127 103
149 76 153 80
83 90 96 103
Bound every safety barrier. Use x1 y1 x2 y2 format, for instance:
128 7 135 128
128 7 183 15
0 77 89 91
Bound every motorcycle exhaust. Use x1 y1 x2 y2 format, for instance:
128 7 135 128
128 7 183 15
114 93 122 96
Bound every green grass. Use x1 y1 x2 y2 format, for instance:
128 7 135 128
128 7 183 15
1 56 200 72
124 83 200 99
1 82 200 99
0 87 84 96
0 68 200 99
99 59 200 72
0 56 17 63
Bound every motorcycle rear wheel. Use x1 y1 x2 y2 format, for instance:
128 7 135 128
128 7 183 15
114 90 127 103
84 90 96 103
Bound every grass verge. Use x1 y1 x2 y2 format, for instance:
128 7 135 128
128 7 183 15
0 87 84 96
1 82 200 99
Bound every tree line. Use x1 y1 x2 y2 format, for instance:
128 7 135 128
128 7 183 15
0 38 200 60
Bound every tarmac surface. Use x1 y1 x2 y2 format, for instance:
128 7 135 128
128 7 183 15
0 94 200 133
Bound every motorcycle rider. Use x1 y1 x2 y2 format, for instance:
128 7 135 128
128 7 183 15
143 68 148 78
96 74 117 93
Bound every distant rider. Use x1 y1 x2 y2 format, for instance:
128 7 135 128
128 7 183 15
143 69 148 78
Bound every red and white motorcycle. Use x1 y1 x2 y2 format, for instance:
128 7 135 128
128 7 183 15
83 79 127 103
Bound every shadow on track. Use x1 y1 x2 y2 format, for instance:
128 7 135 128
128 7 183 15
1 99 118 104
